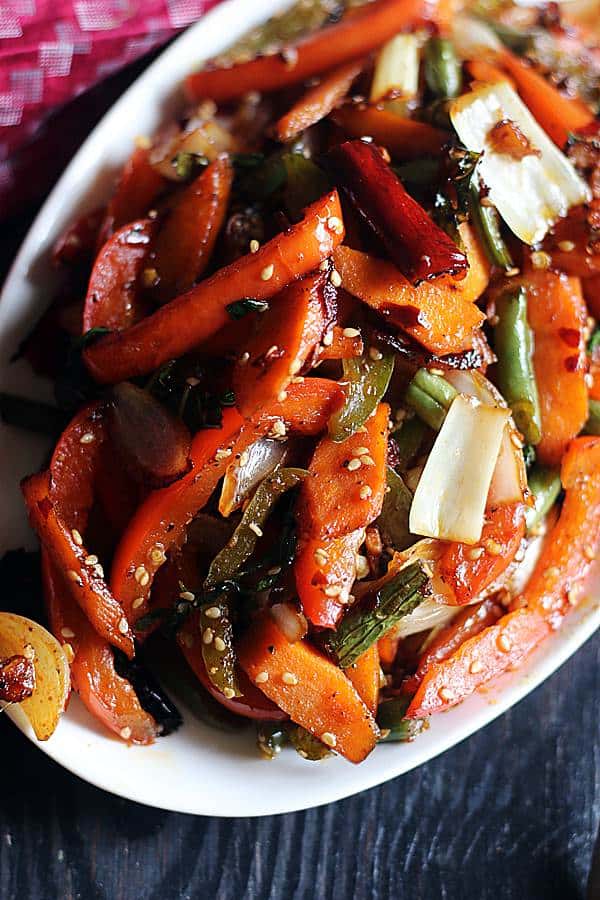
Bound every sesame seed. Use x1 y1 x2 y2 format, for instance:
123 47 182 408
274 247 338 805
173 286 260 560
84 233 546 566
63 643 75 664
327 216 344 234
132 597 145 609
94 563 105 579
353 446 369 456
497 634 512 652
506 267 520 277
210 666 218 674
470 659 483 674
67 569 81 583
250 239 260 253
179 590 195 602
558 240 575 252
215 447 233 461
204 606 221 619
202 628 214 645
321 732 337 748
314 548 329 566
239 351 250 366
239 450 250 467
584 545 596 561
379 728 391 740
249 522 263 537
369 347 383 361
468 547 484 560
71 529 83 546
322 330 334 347
545 566 560 579
120 727 132 740
272 419 286 437
531 251 551 270
277 390 288 402
343 327 360 338
567 587 579 605
261 264 274 281
142 267 159 288
347 457 362 471
223 687 236 699
360 455 376 467
289 358 302 375
329 269 342 288
585 373 594 389
268 566 282 575
214 637 226 652
291 375 304 384
255 671 269 684
510 432 524 449
324 584 343 597
134 565 148 584
79 432 95 444
359 485 372 500
118 617 129 635
84 554 98 566
439 687 454 702
61 627 75 639
484 539 502 556
319 259 330 272
355 554 369 579
282 671 299 685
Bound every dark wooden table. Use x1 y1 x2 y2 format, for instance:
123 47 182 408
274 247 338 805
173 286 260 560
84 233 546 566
1 51 598 900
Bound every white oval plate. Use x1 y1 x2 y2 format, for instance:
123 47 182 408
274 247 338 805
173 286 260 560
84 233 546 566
1 0 599 817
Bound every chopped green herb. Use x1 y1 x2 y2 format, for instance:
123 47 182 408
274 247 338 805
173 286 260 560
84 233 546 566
226 298 270 319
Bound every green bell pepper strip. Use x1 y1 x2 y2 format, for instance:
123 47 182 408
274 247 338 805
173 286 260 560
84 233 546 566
393 415 428 469
322 561 429 668
494 286 542 445
584 398 600 436
290 726 332 760
377 696 428 742
282 152 330 222
377 466 414 551
424 37 462 99
328 352 395 442
525 464 562 532
198 595 242 698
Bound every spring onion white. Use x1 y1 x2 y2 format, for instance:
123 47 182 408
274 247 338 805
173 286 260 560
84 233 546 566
370 34 420 107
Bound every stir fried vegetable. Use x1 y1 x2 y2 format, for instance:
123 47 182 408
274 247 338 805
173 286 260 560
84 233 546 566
15 0 600 762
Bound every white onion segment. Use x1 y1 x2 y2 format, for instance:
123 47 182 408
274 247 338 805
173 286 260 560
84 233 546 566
218 438 287 517
370 33 420 104
0 612 70 741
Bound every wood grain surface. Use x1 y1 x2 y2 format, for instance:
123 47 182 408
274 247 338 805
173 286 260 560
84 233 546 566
0 49 599 900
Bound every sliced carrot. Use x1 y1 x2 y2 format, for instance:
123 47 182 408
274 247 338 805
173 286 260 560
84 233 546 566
238 613 379 763
332 105 448 159
334 223 488 355
465 59 515 89
346 644 380 717
294 528 364 628
402 596 504 694
378 633 400 667
497 48 593 148
438 502 526 606
103 146 165 237
185 0 430 103
42 551 158 744
544 207 600 279
152 156 233 303
233 272 328 417
84 191 345 384
406 436 600 717
316 325 364 361
83 219 153 333
298 402 389 539
275 59 364 143
527 269 588 466
22 472 135 659
258 377 345 436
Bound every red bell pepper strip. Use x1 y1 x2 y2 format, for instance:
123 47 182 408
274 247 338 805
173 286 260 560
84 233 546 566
527 269 588 466
275 59 365 143
438 502 526 606
84 191 345 384
332 106 448 160
294 528 365 628
102 145 165 239
42 551 158 744
185 0 431 103
82 219 154 333
152 156 233 303
23 471 135 659
328 141 467 285
297 401 390 539
176 612 288 721
238 612 380 763
406 436 600 717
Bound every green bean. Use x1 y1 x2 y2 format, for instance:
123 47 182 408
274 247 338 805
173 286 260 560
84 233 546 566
469 179 514 270
525 465 562 532
322 562 429 668
328 352 394 442
405 369 457 431
584 398 600 435
413 368 458 408
494 286 542 445
424 37 462 99
257 722 289 759
377 696 428 742
377 467 413 551
289 726 332 760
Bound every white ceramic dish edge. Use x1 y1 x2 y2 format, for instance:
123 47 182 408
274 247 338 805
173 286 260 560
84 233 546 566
1 0 598 817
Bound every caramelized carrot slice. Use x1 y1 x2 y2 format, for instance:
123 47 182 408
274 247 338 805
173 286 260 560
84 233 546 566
294 528 365 628
42 551 158 744
465 59 515 89
527 269 588 466
104 145 165 236
185 0 431 103
346 644 380 716
275 59 364 142
298 402 389 539
332 105 448 160
84 191 345 384
238 613 379 763
258 377 345 436
334 226 487 355
152 156 233 303
83 219 154 333
233 273 328 417
316 325 364 361
544 207 600 279
438 502 526 606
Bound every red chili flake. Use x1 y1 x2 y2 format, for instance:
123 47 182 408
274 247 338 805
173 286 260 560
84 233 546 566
558 327 581 348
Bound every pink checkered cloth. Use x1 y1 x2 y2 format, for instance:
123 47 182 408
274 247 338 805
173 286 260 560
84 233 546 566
0 0 222 220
